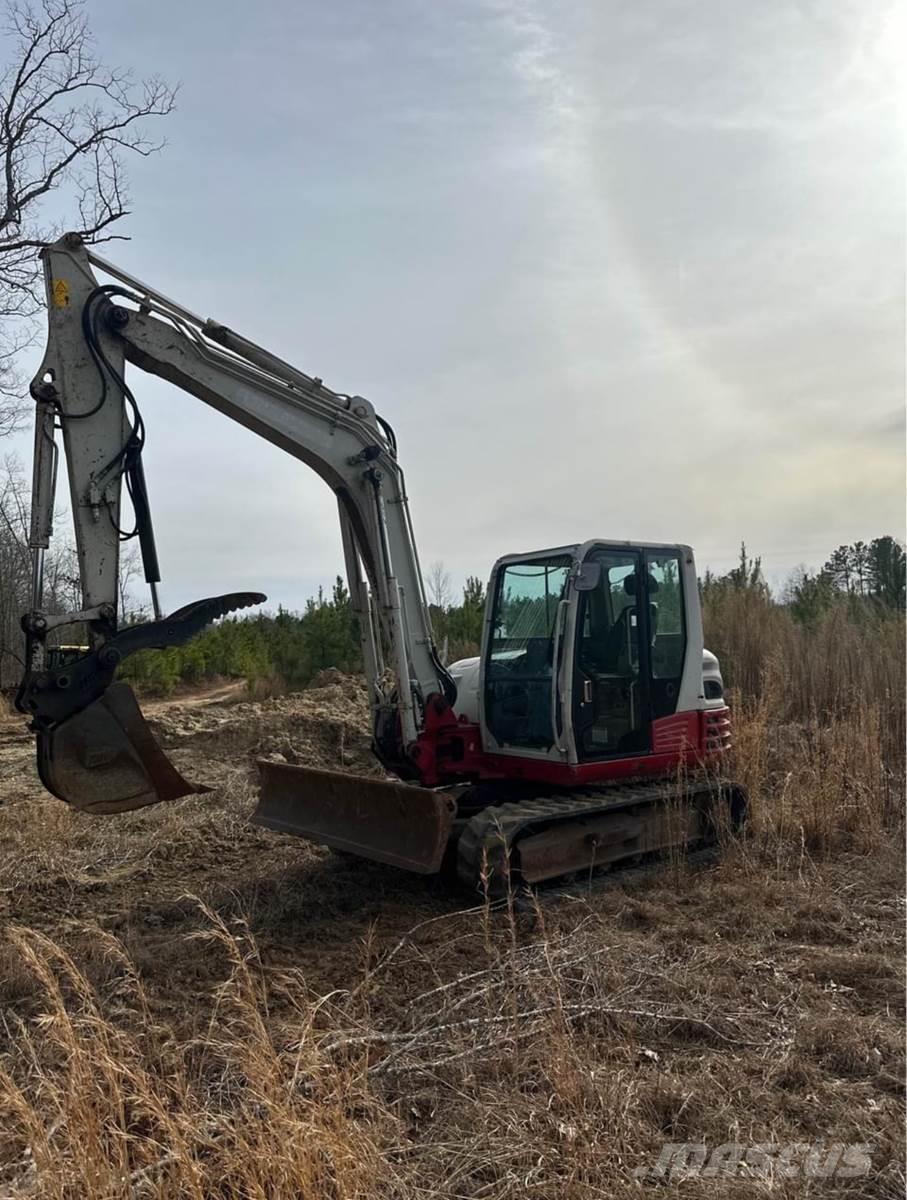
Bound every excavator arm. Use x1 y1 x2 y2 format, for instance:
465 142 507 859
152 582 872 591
17 234 456 859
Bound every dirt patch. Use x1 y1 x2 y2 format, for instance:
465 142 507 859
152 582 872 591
146 672 381 780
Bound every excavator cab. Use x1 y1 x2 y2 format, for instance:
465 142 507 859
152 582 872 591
480 541 705 770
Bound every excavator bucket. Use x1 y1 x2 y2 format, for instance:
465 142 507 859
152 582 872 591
253 761 457 874
36 682 206 814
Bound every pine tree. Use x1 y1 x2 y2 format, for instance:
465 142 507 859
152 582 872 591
867 536 906 611
851 540 870 596
727 542 766 592
824 545 854 593
787 569 837 627
447 575 486 649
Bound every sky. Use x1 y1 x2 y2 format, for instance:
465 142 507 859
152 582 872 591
8 0 905 612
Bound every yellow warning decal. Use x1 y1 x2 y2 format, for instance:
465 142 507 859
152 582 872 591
51 278 70 307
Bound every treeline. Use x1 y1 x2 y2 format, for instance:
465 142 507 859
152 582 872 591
703 536 905 617
1 461 903 708
786 536 905 620
122 578 362 695
121 537 904 700
121 573 489 696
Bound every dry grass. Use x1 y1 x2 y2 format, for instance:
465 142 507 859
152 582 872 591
703 591 905 742
732 694 901 857
0 608 903 1197
0 838 902 1198
705 590 905 860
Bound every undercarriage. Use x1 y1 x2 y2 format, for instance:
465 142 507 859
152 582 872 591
252 762 747 894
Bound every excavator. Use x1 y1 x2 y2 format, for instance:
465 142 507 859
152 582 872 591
15 233 743 892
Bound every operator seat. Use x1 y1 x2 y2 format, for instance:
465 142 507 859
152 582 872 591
604 573 659 671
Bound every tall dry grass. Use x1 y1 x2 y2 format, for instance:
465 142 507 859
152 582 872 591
0 912 402 1199
731 686 902 857
704 590 905 851
703 589 905 732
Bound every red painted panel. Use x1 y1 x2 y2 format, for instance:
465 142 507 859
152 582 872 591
651 711 700 754
411 698 732 789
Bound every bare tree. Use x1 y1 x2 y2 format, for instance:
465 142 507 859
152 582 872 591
0 452 84 685
117 542 148 621
0 0 175 428
0 453 30 681
426 560 452 610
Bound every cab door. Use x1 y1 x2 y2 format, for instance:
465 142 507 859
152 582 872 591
640 548 689 721
481 550 574 760
571 548 651 759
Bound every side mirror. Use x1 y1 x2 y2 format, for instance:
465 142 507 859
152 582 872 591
573 562 601 591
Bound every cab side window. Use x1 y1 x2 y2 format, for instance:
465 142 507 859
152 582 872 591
645 551 686 715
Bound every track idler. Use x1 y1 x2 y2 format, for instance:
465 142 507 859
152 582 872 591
18 592 265 814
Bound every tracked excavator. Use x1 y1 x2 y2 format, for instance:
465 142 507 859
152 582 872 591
16 234 743 891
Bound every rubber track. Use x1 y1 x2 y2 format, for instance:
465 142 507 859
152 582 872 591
456 779 722 893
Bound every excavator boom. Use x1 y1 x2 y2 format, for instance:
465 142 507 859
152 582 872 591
18 234 453 861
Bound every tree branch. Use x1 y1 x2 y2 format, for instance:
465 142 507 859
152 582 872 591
0 0 175 433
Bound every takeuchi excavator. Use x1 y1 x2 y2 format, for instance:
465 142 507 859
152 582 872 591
16 234 743 891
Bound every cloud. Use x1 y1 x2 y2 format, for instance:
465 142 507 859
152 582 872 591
10 0 902 609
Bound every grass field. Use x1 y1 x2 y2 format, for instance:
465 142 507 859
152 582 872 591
0 599 903 1198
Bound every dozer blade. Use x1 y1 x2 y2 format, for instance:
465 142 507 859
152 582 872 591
37 682 206 814
254 761 457 874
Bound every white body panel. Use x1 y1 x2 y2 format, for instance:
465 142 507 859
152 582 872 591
450 648 724 728
448 655 481 722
